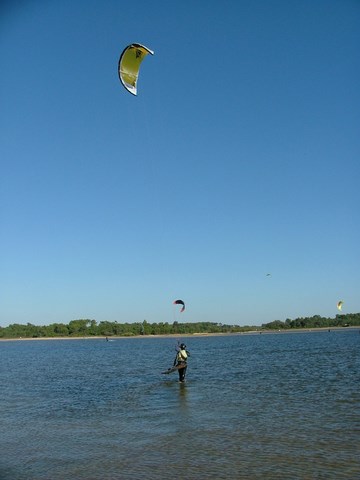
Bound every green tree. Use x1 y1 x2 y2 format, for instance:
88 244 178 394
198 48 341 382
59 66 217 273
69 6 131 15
68 319 91 336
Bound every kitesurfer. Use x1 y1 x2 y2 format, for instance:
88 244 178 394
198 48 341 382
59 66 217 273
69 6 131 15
174 343 189 382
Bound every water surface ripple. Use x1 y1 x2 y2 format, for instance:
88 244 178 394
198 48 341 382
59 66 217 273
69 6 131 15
1 330 359 479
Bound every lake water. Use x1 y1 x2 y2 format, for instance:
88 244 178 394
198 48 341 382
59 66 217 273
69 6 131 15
1 330 359 479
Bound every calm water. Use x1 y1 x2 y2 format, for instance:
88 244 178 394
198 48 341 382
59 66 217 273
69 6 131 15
1 330 359 480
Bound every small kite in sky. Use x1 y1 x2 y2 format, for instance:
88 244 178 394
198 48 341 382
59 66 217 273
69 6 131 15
173 299 185 313
337 300 343 311
118 43 154 95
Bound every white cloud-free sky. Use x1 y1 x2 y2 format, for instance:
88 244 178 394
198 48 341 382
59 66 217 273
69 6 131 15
1 0 359 327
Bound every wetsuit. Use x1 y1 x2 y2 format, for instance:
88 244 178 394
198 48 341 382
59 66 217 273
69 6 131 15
175 348 188 382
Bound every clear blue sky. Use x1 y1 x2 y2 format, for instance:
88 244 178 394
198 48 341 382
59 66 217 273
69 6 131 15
1 0 359 327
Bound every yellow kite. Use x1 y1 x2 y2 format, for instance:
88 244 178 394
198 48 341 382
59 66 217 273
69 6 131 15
118 43 154 95
337 301 343 311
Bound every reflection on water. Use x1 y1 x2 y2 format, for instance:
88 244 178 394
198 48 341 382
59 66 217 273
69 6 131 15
1 330 359 479
177 382 188 407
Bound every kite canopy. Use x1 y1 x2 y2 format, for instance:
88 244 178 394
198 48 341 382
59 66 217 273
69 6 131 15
173 299 185 313
337 301 343 311
118 43 154 95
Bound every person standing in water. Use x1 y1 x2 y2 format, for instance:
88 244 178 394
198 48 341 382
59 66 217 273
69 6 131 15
174 343 189 382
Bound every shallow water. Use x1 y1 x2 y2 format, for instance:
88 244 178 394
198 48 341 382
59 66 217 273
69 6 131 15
1 330 359 479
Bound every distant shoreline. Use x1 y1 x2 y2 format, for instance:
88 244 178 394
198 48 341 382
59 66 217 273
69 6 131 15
0 326 358 342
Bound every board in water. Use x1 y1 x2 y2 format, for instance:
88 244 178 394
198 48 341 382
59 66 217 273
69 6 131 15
161 363 187 374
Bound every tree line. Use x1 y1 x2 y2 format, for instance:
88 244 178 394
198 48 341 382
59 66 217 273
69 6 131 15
0 313 359 339
262 313 360 330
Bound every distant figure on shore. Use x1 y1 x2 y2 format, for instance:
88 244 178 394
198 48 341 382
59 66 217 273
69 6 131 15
174 343 189 383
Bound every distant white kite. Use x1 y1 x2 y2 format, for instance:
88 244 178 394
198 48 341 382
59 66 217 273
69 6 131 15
337 300 343 311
